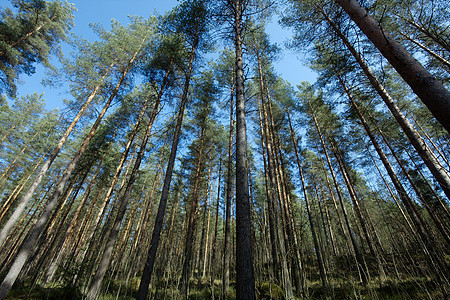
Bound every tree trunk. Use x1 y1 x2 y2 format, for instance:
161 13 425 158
0 56 132 299
209 153 222 296
257 96 279 284
321 7 450 200
334 0 450 133
289 112 328 289
223 80 234 298
308 101 368 286
180 124 207 297
86 61 167 300
233 0 256 297
0 62 114 248
137 31 199 300
259 90 293 298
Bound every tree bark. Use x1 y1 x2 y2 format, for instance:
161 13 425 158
86 60 167 300
308 100 368 286
233 0 256 297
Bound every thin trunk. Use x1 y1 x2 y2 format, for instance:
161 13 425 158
401 33 450 70
0 35 148 298
370 115 449 285
0 153 45 224
180 125 206 297
257 97 279 283
209 154 222 295
42 138 113 284
0 131 40 182
197 161 213 286
397 15 450 52
259 89 293 298
223 79 234 298
308 101 368 286
329 137 386 282
289 115 328 289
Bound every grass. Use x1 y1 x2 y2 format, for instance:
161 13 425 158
5 275 445 299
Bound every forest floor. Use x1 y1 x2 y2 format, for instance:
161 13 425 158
4 276 445 299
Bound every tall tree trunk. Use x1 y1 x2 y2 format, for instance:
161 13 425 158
320 7 450 201
368 113 449 287
180 124 207 297
233 0 256 297
0 62 114 248
329 137 386 282
0 130 40 183
0 153 45 224
257 97 279 284
223 78 234 298
401 33 450 70
197 161 213 286
86 62 167 300
0 57 134 299
334 0 450 132
137 31 199 300
42 128 120 284
288 112 328 289
209 154 222 297
339 75 450 248
308 101 368 286
259 90 293 298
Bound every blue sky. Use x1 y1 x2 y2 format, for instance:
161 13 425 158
3 0 316 111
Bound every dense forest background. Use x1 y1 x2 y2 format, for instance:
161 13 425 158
0 0 449 299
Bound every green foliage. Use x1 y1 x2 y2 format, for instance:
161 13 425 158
257 282 284 300
0 0 76 96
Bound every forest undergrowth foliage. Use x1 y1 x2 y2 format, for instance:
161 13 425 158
0 0 449 299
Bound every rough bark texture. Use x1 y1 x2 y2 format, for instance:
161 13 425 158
233 0 256 298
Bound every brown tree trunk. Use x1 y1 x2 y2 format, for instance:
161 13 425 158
259 90 293 298
209 153 222 296
0 57 130 299
86 60 166 300
257 96 279 284
289 112 328 289
223 80 234 298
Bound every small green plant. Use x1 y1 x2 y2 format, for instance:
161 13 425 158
258 282 284 300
